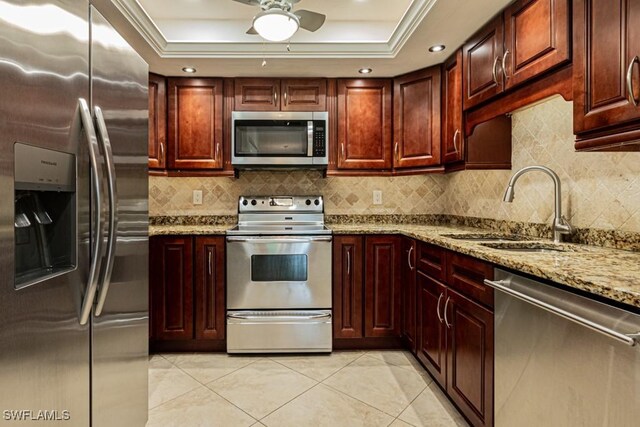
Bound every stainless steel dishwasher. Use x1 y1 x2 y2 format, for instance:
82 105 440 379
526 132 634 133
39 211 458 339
485 269 640 427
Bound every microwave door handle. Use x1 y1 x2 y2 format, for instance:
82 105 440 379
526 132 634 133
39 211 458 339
307 120 314 156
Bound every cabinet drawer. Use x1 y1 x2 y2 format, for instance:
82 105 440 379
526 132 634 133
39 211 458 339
446 252 494 308
416 243 446 281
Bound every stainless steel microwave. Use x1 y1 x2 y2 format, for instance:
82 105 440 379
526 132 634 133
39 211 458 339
231 111 328 168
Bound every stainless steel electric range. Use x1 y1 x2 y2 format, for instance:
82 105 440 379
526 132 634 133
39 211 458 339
226 196 332 353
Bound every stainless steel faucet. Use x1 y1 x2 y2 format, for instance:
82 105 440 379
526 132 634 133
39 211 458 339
503 165 572 243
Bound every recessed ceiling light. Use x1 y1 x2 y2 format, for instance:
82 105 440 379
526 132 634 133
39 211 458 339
428 45 446 53
182 67 197 73
358 68 372 74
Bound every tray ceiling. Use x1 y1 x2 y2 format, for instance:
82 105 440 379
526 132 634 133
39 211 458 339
105 0 513 77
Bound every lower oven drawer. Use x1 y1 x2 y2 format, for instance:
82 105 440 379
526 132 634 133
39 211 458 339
227 310 332 353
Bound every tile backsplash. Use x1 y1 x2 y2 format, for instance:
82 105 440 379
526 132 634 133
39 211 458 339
149 96 640 233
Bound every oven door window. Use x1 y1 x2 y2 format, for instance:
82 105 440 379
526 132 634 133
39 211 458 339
235 120 309 157
251 254 308 282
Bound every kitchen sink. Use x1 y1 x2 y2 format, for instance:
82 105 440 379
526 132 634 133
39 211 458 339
441 233 522 241
480 242 569 253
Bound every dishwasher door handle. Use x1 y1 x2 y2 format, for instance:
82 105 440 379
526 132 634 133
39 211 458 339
484 279 638 347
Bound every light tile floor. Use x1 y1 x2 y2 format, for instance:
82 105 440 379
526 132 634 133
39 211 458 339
148 351 469 427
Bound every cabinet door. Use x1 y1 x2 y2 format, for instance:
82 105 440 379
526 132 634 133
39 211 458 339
194 237 225 340
148 73 166 169
393 67 442 168
442 50 465 164
416 271 447 388
463 14 505 110
573 0 640 134
401 238 417 352
337 79 393 170
332 236 364 339
281 79 327 111
446 289 494 427
234 78 280 111
150 236 194 340
167 78 223 169
364 236 401 337
503 0 570 90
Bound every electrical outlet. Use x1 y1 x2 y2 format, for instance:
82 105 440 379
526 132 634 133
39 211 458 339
192 190 203 205
373 190 383 205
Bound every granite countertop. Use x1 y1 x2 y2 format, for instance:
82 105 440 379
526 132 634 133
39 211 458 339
149 221 640 309
149 224 230 236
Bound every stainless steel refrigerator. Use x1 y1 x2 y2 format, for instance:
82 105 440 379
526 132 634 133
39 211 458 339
0 1 149 426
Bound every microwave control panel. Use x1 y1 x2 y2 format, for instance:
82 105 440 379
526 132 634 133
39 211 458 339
313 122 326 157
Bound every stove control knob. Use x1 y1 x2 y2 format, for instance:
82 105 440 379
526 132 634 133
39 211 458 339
314 199 320 206
242 199 248 206
251 199 257 206
305 199 311 206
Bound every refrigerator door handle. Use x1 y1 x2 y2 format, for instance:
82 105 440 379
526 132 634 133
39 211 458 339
78 98 104 325
93 106 118 317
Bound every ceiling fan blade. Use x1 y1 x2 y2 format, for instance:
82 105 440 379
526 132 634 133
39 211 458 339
246 26 258 35
295 10 326 32
232 0 261 6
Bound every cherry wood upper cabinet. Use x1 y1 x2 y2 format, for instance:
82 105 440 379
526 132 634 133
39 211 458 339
235 78 326 111
463 14 505 110
167 78 224 170
149 236 194 340
332 236 364 339
194 237 225 340
393 67 442 169
573 0 640 150
442 50 465 165
337 79 393 170
364 236 401 337
503 0 570 90
234 78 281 111
464 0 570 111
148 73 167 169
281 79 327 111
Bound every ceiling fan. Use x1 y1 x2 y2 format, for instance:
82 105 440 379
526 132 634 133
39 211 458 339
233 0 326 42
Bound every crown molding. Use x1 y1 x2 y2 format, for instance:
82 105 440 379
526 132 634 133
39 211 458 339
111 0 436 59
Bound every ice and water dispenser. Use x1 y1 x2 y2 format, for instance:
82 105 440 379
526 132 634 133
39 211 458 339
14 143 76 289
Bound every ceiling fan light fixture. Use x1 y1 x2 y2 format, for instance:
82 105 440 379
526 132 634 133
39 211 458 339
253 9 299 42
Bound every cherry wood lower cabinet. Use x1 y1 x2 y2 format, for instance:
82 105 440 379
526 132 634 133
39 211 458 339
332 236 364 339
194 237 226 340
333 235 402 347
364 236 402 337
150 236 226 351
413 242 495 427
401 238 417 352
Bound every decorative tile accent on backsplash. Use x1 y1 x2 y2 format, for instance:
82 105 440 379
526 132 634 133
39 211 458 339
149 172 448 216
149 96 640 233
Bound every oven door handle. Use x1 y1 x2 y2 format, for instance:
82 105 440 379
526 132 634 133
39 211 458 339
226 236 332 243
227 312 332 321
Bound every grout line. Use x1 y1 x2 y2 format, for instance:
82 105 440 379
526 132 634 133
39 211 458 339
257 382 322 422
147 384 204 412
